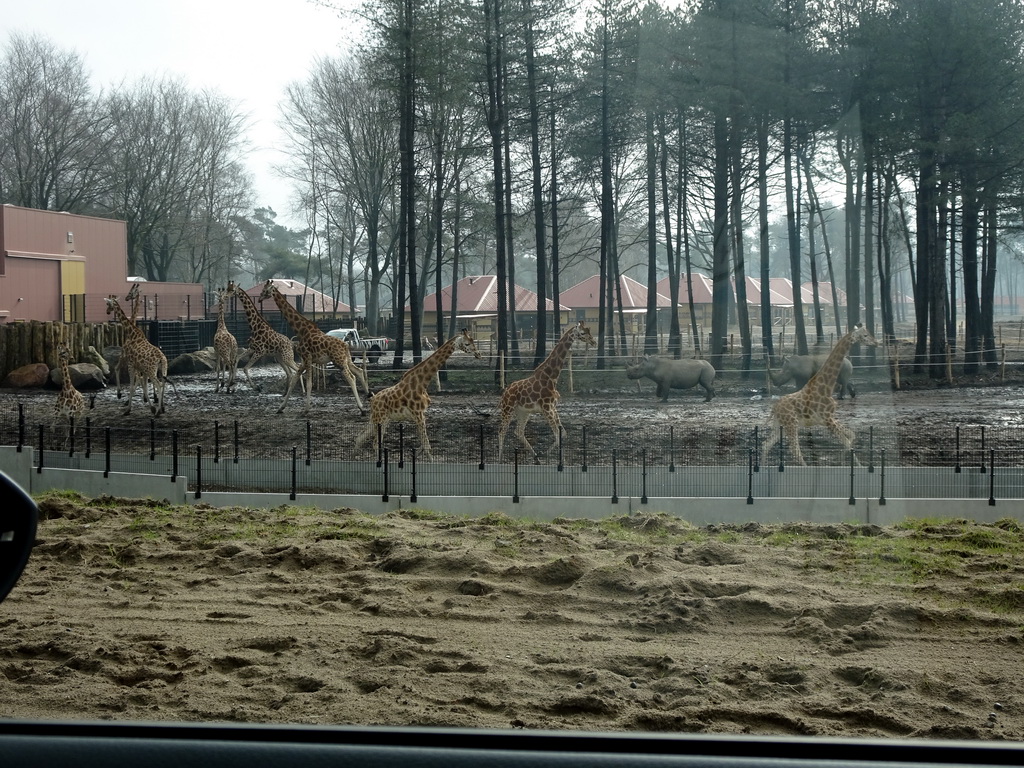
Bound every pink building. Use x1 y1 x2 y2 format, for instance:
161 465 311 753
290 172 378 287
0 204 203 323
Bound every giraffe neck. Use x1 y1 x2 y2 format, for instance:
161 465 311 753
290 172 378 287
216 296 227 332
807 331 856 395
112 301 145 340
236 290 274 334
532 328 576 385
270 288 316 336
403 336 459 387
59 357 74 392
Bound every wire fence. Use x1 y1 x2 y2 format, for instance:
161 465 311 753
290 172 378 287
10 404 1024 503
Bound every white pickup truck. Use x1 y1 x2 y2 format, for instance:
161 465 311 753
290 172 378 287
325 327 392 363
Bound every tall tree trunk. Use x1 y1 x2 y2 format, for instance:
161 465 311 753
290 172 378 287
659 113 680 358
597 16 613 370
644 109 659 355
783 116 807 355
710 112 730 372
484 0 508 381
525 0 548 367
961 165 982 373
757 114 773 359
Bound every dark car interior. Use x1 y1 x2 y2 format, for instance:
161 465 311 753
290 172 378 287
2 470 1022 768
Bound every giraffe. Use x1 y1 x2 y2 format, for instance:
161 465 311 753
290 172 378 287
763 323 878 466
52 340 86 430
111 282 142 397
354 329 481 460
104 295 169 416
497 321 596 463
259 280 369 414
230 281 300 393
213 286 239 393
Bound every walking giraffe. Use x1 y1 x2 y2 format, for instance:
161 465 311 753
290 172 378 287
104 295 169 415
497 321 596 463
52 340 86 429
259 280 369 414
763 324 878 466
230 281 300 392
355 329 481 460
111 282 143 397
213 286 239 393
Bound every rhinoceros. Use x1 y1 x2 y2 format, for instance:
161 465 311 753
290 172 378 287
625 355 716 402
769 354 855 399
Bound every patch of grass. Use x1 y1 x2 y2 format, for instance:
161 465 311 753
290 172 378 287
33 489 86 503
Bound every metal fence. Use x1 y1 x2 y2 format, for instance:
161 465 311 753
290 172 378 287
9 404 1024 504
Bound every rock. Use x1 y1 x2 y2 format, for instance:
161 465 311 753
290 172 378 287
3 363 51 389
168 349 216 375
50 363 106 391
81 346 110 376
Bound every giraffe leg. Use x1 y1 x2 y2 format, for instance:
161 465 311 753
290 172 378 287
543 407 563 454
514 417 539 464
338 365 366 414
415 412 432 461
785 424 806 466
277 361 305 413
122 370 138 415
497 415 512 462
826 417 859 464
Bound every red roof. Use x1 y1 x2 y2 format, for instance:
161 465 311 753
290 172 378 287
244 279 351 314
657 273 716 304
420 276 567 313
563 274 671 309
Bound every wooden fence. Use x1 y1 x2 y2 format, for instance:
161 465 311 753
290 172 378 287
0 321 126 379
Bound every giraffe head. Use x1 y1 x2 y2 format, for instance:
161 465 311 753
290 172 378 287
104 295 120 317
125 282 140 304
455 329 482 359
57 342 72 364
571 321 596 348
849 324 879 347
258 279 276 302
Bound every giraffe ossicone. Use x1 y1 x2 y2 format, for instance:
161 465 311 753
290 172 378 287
497 321 595 463
763 324 878 466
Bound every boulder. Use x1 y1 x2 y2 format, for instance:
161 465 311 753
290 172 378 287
81 346 111 377
50 363 106 391
168 349 217 374
3 363 51 389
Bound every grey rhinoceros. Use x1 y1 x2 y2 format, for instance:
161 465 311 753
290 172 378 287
625 355 716 402
769 354 855 399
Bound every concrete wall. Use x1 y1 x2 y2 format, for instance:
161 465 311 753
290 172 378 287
5 446 1021 525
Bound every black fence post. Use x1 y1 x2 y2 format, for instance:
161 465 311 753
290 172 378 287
68 417 76 457
382 448 389 502
557 426 564 472
478 424 485 471
398 424 405 469
611 449 618 504
640 449 647 504
954 426 962 473
306 420 312 466
214 421 220 464
171 430 178 483
777 426 785 472
989 449 996 506
582 426 588 473
376 424 383 468
290 446 297 501
17 403 24 452
410 448 417 503
36 424 44 474
195 444 202 499
149 418 156 461
879 449 887 506
85 417 91 459
752 426 759 473
980 426 987 474
233 420 239 464
513 450 519 504
747 449 754 505
104 427 111 478
868 426 875 473
669 426 676 473
848 450 856 505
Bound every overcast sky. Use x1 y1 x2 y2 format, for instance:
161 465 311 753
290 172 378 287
9 0 359 227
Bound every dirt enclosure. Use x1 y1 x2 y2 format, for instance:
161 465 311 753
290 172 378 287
7 353 1024 466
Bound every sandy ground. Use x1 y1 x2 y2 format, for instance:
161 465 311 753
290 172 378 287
2 497 1023 739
